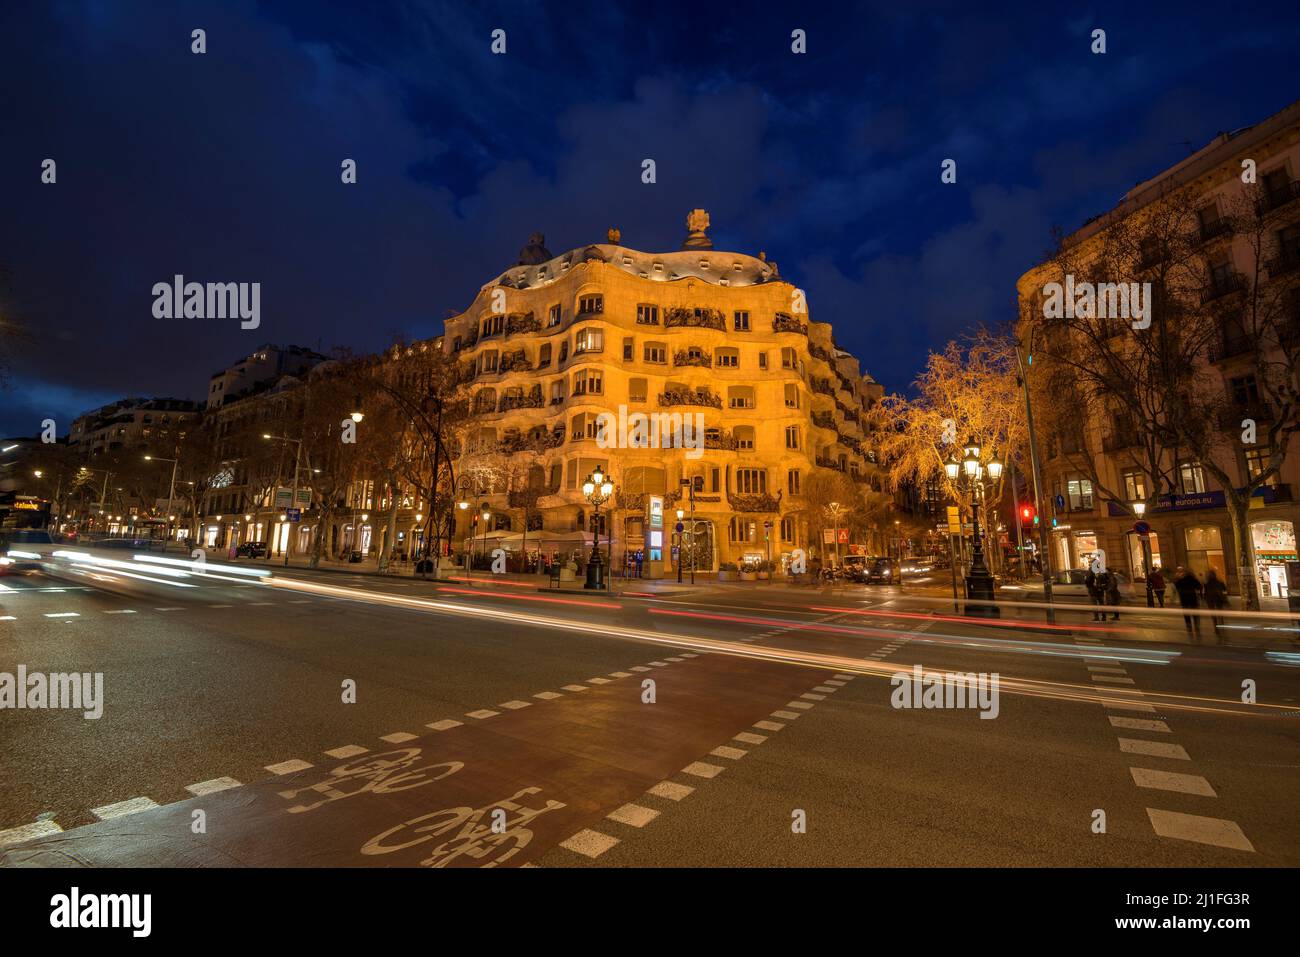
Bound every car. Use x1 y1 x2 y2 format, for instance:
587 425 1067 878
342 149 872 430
0 528 57 574
845 555 898 584
236 541 268 558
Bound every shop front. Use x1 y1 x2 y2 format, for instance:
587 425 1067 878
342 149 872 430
1250 519 1296 599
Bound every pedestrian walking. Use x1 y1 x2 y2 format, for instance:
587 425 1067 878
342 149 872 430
1173 566 1203 638
1104 570 1122 620
1085 567 1107 621
1204 569 1229 638
1147 566 1166 608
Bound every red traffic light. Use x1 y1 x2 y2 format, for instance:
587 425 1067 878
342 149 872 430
1020 505 1035 523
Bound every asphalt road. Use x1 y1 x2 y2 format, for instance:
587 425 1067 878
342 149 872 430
1 559 1297 867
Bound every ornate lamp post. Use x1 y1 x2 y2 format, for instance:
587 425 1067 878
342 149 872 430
1133 501 1155 607
582 468 614 590
945 436 1002 617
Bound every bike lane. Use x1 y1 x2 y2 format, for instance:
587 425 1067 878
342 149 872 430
0 652 824 867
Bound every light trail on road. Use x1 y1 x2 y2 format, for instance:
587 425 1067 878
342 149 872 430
262 574 1289 720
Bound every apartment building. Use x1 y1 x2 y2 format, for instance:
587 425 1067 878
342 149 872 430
1017 101 1300 599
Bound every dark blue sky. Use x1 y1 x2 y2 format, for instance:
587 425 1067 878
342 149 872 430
2 0 1298 436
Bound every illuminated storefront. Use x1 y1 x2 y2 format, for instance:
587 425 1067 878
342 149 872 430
1250 519 1296 598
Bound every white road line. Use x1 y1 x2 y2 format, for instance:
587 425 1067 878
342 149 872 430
734 732 767 745
754 720 786 731
561 684 588 692
800 693 826 701
1091 675 1136 685
710 745 747 760
587 677 611 685
0 820 63 848
466 709 500 719
771 709 801 719
185 776 242 796
682 761 725 779
533 691 563 700
665 656 685 662
824 680 847 687
102 609 137 615
647 781 694 801
1109 716 1171 733
812 685 837 693
1146 808 1255 852
679 652 698 658
0 616 15 621
43 613 79 618
560 829 620 858
91 796 159 820
1118 738 1190 761
832 674 855 680
607 803 660 827
1087 665 1127 674
647 661 668 667
265 759 314 776
608 672 633 678
380 732 419 743
209 604 233 609
499 700 531 710
1105 700 1157 713
786 701 815 710
427 719 462 731
629 666 651 672
1130 767 1216 797
154 607 183 612
324 745 370 758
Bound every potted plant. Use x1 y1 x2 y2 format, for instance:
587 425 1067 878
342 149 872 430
756 560 771 580
717 561 739 582
739 561 758 582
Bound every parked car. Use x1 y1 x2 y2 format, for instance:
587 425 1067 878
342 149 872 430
236 541 268 558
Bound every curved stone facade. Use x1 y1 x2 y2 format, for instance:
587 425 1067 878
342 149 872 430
443 228 884 573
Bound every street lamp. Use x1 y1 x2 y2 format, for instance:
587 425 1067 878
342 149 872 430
350 397 364 423
479 502 491 573
950 435 1002 617
145 454 180 546
582 468 614 590
1133 501 1155 607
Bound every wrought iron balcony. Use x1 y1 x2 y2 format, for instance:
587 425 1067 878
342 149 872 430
673 350 712 368
727 491 782 513
1200 272 1245 304
1257 179 1300 214
772 313 808 335
657 388 722 409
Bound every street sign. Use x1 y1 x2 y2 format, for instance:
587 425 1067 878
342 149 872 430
946 505 961 534
836 528 850 544
286 508 301 522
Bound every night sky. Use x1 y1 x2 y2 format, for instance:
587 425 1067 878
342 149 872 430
2 0 1298 437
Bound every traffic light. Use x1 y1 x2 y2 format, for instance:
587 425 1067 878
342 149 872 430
1020 504 1034 523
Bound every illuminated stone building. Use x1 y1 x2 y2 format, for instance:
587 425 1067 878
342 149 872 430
442 210 886 575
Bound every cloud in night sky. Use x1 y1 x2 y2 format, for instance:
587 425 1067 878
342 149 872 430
1 0 1298 435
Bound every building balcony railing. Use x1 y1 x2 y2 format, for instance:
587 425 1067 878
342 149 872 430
807 343 832 363
505 312 541 337
772 313 808 335
1221 402 1274 429
815 456 846 472
1209 336 1254 363
811 379 835 398
704 430 739 450
498 393 544 412
1101 430 1141 452
665 306 726 331
811 411 836 430
1265 245 1300 279
1200 272 1245 304
673 350 712 368
497 351 528 373
1197 219 1234 244
1257 179 1300 214
727 491 782 513
658 388 722 409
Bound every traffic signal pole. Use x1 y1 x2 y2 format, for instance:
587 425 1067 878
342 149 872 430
1014 335 1055 622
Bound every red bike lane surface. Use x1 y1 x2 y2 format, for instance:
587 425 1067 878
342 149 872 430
1 653 823 867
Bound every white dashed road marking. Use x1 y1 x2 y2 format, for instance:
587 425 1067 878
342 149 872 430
91 797 159 820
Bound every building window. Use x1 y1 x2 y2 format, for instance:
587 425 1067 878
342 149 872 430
736 468 767 494
479 351 499 374
644 342 666 364
636 304 659 325
481 314 504 338
1229 374 1260 407
574 328 603 354
1244 447 1276 484
547 304 562 327
1066 477 1093 510
559 341 569 362
785 425 800 450
716 349 739 368
577 294 604 315
538 343 552 367
781 516 795 542
784 383 799 408
758 351 768 370
710 468 720 493
733 311 750 332
1179 461 1207 494
781 347 797 370
787 469 801 495
623 337 634 361
549 380 565 404
728 386 755 409
572 370 603 396
735 426 756 451
1122 469 1147 502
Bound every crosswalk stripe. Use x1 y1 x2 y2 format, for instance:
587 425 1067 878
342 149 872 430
1130 767 1216 797
1147 808 1254 852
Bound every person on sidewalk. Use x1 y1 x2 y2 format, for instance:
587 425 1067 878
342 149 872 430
1085 567 1107 621
1173 566 1203 639
1204 569 1229 638
1147 566 1166 608
1104 570 1122 620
